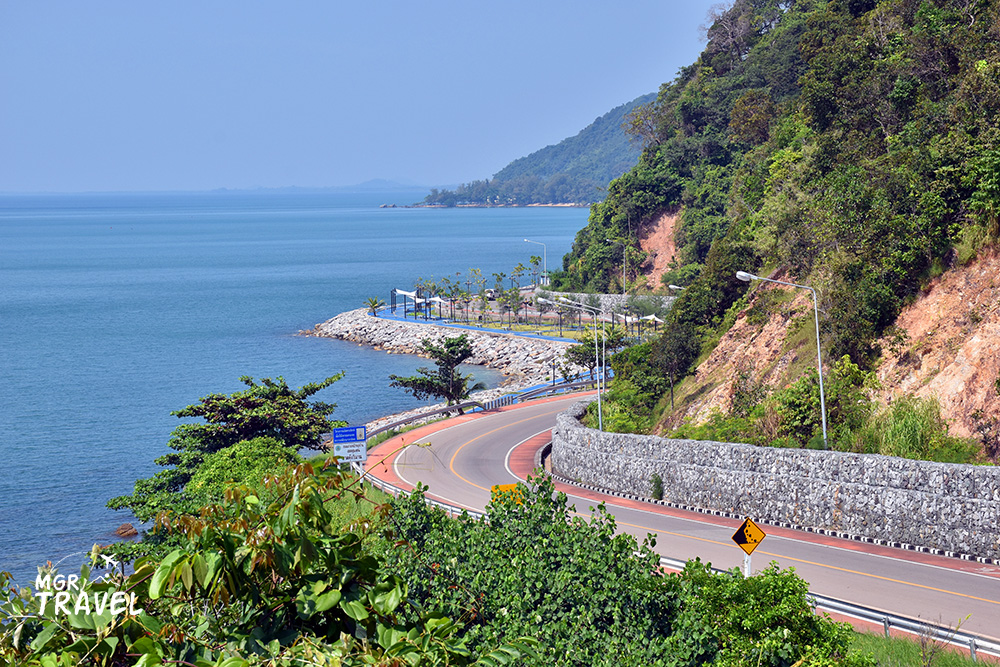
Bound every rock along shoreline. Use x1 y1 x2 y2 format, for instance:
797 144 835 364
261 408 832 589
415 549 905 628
302 309 578 431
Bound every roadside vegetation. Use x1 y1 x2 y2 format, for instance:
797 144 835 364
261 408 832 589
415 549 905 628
1 373 978 665
550 0 1000 463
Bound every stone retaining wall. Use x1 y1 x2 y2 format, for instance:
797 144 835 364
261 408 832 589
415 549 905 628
551 401 1000 560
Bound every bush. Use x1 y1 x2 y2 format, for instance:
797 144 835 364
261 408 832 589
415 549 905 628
384 478 869 666
845 396 980 463
650 473 664 500
186 436 300 505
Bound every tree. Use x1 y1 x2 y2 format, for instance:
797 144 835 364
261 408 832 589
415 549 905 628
389 335 486 412
529 254 542 286
107 375 344 522
364 296 385 316
652 322 701 410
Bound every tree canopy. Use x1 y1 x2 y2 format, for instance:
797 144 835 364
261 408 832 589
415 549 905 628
557 0 1000 366
389 334 486 412
107 375 344 523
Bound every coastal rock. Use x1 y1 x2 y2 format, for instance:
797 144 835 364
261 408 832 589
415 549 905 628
115 523 139 537
309 309 585 431
312 309 576 386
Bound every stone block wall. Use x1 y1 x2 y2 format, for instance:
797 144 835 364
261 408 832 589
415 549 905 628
551 402 1000 560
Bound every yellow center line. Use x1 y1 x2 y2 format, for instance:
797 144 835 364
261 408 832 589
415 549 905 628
447 407 565 492
607 516 1000 607
439 401 1000 609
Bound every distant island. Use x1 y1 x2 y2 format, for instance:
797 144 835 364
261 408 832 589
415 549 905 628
421 93 653 207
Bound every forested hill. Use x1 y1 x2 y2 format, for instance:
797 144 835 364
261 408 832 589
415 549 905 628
559 0 1000 366
422 93 654 206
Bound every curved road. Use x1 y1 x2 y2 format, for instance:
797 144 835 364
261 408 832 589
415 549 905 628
368 394 1000 641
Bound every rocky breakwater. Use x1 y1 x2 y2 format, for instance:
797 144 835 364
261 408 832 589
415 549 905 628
308 309 576 388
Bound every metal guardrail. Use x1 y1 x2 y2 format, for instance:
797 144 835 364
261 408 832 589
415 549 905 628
355 465 1000 661
362 379 598 442
654 556 1000 660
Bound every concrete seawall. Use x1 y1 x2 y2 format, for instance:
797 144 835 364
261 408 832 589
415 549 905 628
552 401 1000 560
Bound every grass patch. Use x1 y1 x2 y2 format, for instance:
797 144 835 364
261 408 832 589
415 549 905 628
850 630 982 667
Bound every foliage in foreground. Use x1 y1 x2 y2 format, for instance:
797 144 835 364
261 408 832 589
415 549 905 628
104 376 348 565
1 463 537 666
385 476 870 667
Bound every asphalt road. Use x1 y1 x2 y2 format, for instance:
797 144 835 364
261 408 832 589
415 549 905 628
379 394 1000 641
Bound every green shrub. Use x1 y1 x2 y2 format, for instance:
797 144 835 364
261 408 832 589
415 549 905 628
385 479 868 666
650 473 664 500
187 436 300 504
846 396 980 463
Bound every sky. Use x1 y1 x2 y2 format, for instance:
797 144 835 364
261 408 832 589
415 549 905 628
0 1 719 193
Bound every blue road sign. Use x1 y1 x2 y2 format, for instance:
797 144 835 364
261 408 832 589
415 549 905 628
331 426 368 463
333 426 367 443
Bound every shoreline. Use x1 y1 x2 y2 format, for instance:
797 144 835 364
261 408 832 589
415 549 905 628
304 308 579 432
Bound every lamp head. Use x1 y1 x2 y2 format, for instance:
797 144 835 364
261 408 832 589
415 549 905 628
736 271 757 282
668 284 684 291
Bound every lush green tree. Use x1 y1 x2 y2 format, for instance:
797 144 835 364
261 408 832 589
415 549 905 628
107 375 343 522
651 322 702 410
564 325 627 381
389 335 485 412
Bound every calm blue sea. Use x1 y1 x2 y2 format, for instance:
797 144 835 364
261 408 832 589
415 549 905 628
0 190 586 584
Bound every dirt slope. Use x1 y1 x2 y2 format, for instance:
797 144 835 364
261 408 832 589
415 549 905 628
637 209 680 289
875 248 1000 439
657 280 813 432
655 250 1000 447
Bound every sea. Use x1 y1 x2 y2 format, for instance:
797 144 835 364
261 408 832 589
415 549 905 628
0 190 587 585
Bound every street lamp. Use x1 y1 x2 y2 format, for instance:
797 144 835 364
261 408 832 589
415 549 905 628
556 297 608 433
539 297 604 431
524 238 547 286
736 271 828 448
606 238 626 296
668 284 686 291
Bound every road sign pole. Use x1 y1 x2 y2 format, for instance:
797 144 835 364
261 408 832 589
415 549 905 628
732 517 766 576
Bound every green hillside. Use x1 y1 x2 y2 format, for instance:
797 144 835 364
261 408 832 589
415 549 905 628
423 93 653 206
558 0 1000 365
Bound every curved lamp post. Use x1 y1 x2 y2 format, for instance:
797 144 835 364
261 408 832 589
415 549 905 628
736 271 828 448
524 239 547 286
539 296 604 431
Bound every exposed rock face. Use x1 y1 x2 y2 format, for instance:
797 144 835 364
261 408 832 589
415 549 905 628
309 309 576 387
656 251 1000 450
637 208 680 290
876 248 1000 439
657 285 813 433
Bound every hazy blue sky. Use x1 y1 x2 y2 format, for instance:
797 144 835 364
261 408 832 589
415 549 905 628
1 2 718 193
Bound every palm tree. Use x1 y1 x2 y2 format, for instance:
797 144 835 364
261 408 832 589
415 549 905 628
364 297 385 317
